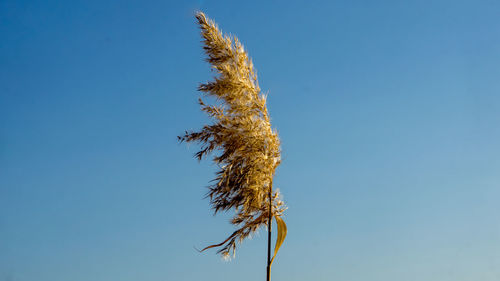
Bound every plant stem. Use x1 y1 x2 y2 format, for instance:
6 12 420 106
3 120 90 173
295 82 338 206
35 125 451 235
267 185 272 281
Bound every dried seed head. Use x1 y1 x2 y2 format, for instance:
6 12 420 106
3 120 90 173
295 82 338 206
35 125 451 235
179 11 286 258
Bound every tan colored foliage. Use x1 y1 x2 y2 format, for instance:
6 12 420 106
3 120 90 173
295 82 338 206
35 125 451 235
179 12 286 258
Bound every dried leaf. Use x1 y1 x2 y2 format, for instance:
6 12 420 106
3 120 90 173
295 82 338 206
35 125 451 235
270 215 287 266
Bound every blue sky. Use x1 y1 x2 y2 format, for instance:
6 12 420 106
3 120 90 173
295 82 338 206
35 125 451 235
1 0 499 280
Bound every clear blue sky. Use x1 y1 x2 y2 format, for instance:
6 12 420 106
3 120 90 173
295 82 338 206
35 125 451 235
1 0 499 280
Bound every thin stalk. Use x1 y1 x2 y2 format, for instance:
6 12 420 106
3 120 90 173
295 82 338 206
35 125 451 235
266 185 272 281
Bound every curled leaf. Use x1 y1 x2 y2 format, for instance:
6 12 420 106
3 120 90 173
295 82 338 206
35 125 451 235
270 215 287 266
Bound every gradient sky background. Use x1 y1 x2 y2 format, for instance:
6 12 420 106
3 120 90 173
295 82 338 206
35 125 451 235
1 0 500 280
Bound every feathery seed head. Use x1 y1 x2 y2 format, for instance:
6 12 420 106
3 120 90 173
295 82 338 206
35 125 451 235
179 11 285 258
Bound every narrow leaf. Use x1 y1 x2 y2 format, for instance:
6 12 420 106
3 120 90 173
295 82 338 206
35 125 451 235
270 215 287 266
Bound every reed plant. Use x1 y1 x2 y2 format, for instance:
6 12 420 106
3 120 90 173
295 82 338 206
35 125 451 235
179 12 287 281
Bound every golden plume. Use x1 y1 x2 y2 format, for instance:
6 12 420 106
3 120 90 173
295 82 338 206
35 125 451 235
179 12 286 261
